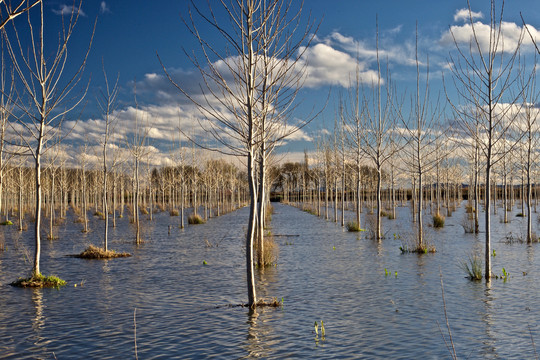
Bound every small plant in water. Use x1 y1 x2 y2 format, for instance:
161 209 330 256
501 267 509 282
460 254 483 280
202 260 208 265
492 249 496 257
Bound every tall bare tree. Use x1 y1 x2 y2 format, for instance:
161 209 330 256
358 22 402 240
4 1 93 277
446 0 523 280
400 28 446 250
97 64 119 251
162 0 314 306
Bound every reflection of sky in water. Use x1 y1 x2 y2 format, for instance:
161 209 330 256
0 202 538 358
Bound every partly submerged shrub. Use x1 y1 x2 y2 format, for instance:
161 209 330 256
188 214 206 225
169 209 180 217
139 207 149 215
433 214 445 228
0 220 13 226
460 254 483 280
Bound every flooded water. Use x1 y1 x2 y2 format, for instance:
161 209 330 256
1 202 539 359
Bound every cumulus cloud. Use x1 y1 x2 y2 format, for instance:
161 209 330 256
453 8 483 22
440 19 539 54
52 4 86 17
298 43 378 88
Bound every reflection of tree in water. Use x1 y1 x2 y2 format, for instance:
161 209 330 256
244 266 280 358
478 282 498 358
30 288 51 357
245 308 276 358
255 265 279 300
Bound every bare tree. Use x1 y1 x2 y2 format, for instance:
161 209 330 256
4 1 93 278
446 0 523 280
400 28 446 250
126 96 150 245
516 57 539 243
97 64 120 251
358 22 402 240
162 0 315 306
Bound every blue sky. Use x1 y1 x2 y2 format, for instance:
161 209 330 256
7 0 540 166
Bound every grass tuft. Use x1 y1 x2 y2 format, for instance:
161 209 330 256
346 221 365 232
75 245 131 259
465 205 475 213
258 231 278 267
188 214 206 224
433 213 445 228
169 209 179 216
0 220 13 226
460 253 483 280
11 273 66 288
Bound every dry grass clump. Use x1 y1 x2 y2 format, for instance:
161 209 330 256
462 213 477 233
75 245 131 259
188 214 205 224
169 209 180 216
11 273 66 288
139 207 149 215
265 203 274 224
433 213 445 228
465 205 475 213
258 232 278 266
94 211 105 220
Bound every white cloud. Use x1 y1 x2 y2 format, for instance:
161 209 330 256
297 43 382 88
317 31 418 67
52 4 86 17
100 1 111 14
440 20 539 54
453 8 483 22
